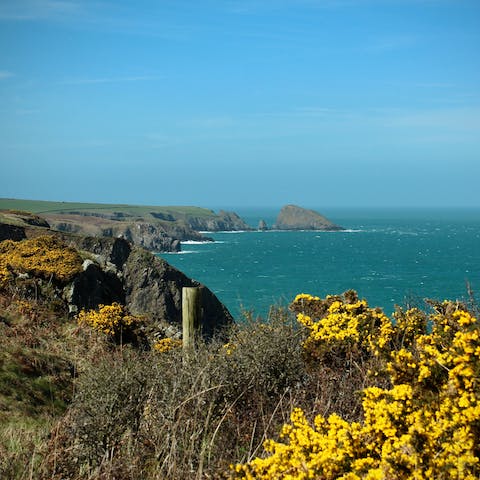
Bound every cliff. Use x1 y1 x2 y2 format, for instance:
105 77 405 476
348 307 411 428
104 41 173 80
0 212 233 338
43 213 208 253
0 200 254 252
185 210 252 231
273 205 344 231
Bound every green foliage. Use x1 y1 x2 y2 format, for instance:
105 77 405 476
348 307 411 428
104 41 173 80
231 296 480 480
0 198 216 219
2 289 479 480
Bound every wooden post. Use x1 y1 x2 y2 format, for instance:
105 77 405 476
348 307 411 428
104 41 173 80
182 287 201 349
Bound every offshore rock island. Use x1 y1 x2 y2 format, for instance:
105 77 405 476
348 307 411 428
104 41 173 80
273 204 344 231
0 200 343 255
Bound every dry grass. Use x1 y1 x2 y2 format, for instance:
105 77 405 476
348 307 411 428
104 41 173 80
0 293 397 480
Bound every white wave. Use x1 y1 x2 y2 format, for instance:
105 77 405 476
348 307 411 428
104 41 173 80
181 240 212 245
315 229 363 238
162 250 199 255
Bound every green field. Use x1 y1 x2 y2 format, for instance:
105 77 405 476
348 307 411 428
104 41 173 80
0 198 216 219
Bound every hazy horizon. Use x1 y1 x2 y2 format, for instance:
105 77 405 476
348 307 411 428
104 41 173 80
1 1 479 208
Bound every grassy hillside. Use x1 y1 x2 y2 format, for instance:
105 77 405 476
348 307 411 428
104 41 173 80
0 198 216 219
1 288 479 479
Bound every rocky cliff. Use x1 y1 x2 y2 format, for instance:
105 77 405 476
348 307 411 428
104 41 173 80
42 209 251 252
273 205 344 231
185 210 252 231
0 212 233 338
43 213 207 253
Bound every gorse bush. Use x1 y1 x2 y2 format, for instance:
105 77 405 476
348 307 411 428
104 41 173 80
153 337 183 352
0 236 83 287
4 287 478 480
231 296 480 480
292 290 395 361
77 303 143 344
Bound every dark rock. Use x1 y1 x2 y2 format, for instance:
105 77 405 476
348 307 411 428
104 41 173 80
68 236 132 270
67 263 125 312
273 205 344 231
0 223 26 242
123 247 233 337
187 210 252 231
258 219 268 231
150 212 175 222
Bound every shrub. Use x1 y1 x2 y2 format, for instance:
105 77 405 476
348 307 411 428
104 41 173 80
46 307 308 479
0 235 82 287
77 303 144 344
153 337 183 352
230 297 480 480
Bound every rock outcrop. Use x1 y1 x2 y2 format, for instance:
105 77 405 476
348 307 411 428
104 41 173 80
0 201 253 252
273 205 343 231
45 214 185 252
123 247 232 337
258 219 268 231
186 210 252 231
0 213 234 338
0 210 50 241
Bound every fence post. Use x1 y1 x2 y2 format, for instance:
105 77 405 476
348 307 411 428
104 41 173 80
182 286 201 349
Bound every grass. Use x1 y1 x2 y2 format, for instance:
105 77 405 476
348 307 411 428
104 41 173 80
1 275 478 479
0 198 218 219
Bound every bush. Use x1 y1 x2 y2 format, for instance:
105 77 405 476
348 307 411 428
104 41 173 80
46 307 307 479
0 236 83 287
231 297 480 480
77 303 144 345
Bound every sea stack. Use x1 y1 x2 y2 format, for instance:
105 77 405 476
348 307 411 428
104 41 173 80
258 219 268 231
273 205 344 231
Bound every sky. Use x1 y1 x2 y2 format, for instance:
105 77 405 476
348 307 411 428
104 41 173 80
0 0 479 208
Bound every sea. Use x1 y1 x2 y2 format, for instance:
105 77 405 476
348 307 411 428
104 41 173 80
159 208 480 320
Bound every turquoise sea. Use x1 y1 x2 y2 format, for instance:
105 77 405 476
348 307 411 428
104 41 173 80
159 208 480 320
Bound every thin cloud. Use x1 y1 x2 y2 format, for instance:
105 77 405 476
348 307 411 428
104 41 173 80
59 75 164 85
0 0 82 21
0 71 14 79
226 0 452 14
363 34 418 53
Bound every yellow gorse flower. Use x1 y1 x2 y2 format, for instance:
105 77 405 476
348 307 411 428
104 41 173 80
0 235 83 286
153 337 182 353
231 294 480 480
77 303 141 337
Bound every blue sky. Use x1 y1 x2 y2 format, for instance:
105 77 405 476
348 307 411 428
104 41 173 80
1 0 479 208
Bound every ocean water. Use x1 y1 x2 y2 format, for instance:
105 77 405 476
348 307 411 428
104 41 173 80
159 208 480 320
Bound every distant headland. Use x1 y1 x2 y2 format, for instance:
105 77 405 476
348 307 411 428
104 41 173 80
0 199 344 253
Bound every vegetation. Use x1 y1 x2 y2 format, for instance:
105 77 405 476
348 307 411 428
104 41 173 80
232 294 480 479
0 235 83 287
77 303 144 344
0 198 218 218
0 280 478 478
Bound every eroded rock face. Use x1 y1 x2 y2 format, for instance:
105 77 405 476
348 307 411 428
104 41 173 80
47 215 182 253
273 205 344 231
258 219 268 231
66 263 125 313
186 211 252 231
0 223 26 242
123 247 233 337
0 217 234 337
